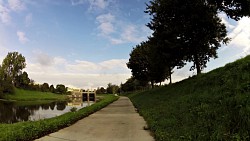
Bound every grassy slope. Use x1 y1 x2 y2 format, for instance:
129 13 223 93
0 95 119 141
129 55 250 141
4 88 68 101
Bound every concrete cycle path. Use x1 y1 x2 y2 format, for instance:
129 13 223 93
36 96 154 141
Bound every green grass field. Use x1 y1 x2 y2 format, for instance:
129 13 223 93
128 55 250 141
3 88 68 101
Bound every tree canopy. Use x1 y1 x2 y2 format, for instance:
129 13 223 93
2 52 26 86
127 0 250 88
146 0 229 74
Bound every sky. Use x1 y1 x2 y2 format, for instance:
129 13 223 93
0 0 250 89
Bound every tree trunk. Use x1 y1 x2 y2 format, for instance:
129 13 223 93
169 66 172 84
151 80 154 89
194 54 201 75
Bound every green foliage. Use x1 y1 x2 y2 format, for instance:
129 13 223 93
207 0 250 20
106 83 119 94
55 84 67 94
41 83 50 92
96 87 106 94
128 55 250 141
146 0 229 75
127 41 171 86
0 95 119 141
1 52 26 86
120 77 149 92
0 65 14 97
16 71 30 89
49 85 55 93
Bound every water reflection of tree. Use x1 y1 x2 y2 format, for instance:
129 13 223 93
49 102 56 110
41 104 50 110
0 101 68 123
56 102 67 111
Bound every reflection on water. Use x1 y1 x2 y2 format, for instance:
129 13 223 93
0 98 94 124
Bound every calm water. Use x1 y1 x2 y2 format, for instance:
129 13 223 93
0 98 94 124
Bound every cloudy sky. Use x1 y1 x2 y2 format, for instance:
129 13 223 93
0 0 249 89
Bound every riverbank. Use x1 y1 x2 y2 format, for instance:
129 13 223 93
3 88 68 101
0 95 119 141
128 55 250 141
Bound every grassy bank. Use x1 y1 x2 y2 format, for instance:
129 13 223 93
3 88 68 101
128 55 250 141
0 95 119 141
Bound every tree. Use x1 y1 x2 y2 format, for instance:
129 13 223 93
0 65 14 96
96 87 106 94
41 83 49 92
207 0 250 20
49 85 55 93
127 41 170 87
146 0 229 75
55 84 67 94
106 83 119 94
121 77 149 92
16 71 30 89
1 52 26 86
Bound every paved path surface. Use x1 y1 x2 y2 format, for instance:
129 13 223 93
36 97 154 141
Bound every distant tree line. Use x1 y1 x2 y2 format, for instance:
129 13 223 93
0 52 68 98
126 0 250 89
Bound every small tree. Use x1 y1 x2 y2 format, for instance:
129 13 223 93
41 83 49 92
55 84 67 94
16 71 30 89
49 85 55 93
106 83 119 94
96 87 106 94
0 65 14 95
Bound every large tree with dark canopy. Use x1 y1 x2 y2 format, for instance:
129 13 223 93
146 0 230 74
207 0 250 20
127 41 170 87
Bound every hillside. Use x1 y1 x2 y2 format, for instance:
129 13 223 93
128 55 250 141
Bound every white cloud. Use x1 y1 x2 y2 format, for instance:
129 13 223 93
25 13 32 27
25 54 131 89
227 17 250 54
0 0 25 25
89 0 107 10
219 13 235 30
36 53 54 66
109 24 150 45
16 31 29 44
96 13 115 35
121 25 145 43
110 38 124 44
96 13 114 23
0 4 11 24
8 0 25 11
98 22 114 35
71 0 111 11
95 13 151 45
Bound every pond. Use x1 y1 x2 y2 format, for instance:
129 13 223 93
0 98 94 124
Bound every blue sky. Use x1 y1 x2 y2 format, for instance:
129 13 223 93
0 0 250 89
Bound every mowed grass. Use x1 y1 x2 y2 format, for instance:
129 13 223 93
0 95 119 141
4 88 68 101
128 55 250 141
